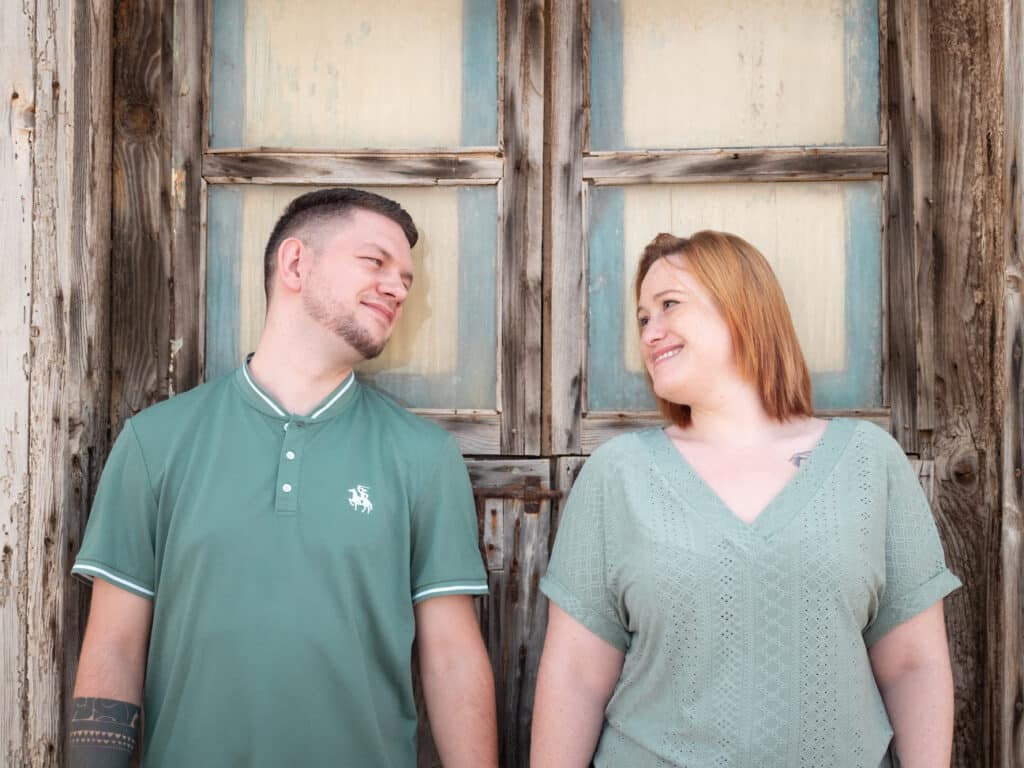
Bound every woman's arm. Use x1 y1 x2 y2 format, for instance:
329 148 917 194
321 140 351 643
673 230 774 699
868 601 954 767
530 603 626 768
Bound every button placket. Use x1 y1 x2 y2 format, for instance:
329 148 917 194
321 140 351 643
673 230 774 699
275 421 307 515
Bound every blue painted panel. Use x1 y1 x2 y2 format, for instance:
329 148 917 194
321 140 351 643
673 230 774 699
209 0 245 148
590 0 625 151
586 182 883 412
363 186 498 408
205 187 244 378
462 0 499 146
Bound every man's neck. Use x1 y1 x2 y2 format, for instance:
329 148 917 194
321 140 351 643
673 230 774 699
248 330 356 417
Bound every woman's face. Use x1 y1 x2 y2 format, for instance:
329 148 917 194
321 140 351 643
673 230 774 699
636 256 737 405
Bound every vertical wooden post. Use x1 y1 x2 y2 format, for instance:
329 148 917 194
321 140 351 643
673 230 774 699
925 0 1007 763
501 0 545 455
998 0 1024 764
0 0 36 762
548 0 587 455
0 0 112 763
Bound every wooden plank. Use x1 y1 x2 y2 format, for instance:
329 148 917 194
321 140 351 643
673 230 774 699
999 0 1024 764
582 146 888 185
469 460 552 768
169 0 205 396
552 456 587 545
25 0 113 763
202 151 505 185
411 411 500 456
884 0 933 454
499 0 544 455
548 0 587 455
0 0 35 761
925 0 1006 763
61 0 114 758
111 0 171 432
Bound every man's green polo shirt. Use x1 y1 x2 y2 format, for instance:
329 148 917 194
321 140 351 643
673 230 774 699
72 363 489 767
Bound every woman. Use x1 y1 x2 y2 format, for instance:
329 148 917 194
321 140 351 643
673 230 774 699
532 231 960 767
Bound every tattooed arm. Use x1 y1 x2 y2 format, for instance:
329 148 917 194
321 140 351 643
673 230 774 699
70 579 153 768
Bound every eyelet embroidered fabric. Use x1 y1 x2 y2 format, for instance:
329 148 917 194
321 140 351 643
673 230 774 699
539 419 961 768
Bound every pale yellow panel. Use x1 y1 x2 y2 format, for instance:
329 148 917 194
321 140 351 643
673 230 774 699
621 0 845 147
621 183 846 374
244 0 463 148
238 187 459 374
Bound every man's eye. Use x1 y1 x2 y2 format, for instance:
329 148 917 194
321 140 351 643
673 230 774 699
362 257 383 267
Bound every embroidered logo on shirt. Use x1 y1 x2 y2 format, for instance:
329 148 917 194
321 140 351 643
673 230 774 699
348 485 373 514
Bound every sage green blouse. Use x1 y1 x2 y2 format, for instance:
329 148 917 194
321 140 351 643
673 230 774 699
541 419 960 768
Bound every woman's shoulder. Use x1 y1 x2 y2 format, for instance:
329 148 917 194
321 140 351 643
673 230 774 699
587 426 665 465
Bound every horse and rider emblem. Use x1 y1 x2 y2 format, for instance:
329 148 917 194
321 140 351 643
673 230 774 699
348 485 373 515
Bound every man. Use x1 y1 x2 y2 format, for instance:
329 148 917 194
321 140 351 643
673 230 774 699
69 188 498 767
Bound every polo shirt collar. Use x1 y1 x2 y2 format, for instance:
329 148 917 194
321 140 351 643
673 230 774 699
235 356 360 422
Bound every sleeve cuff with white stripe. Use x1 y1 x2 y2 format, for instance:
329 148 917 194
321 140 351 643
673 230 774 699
72 561 155 599
412 581 489 604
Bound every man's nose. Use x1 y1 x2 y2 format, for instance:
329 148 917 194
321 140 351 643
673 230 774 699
379 270 409 302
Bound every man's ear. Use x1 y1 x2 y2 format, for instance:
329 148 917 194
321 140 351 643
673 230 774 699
275 237 307 294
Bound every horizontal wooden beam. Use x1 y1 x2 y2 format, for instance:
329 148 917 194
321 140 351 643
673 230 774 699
411 410 501 455
583 146 888 185
202 151 503 185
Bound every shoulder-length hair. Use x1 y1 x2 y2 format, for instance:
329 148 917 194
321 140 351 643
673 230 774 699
633 230 813 428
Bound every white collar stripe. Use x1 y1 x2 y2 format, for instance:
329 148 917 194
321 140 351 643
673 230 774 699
72 564 155 597
310 374 355 420
242 365 287 417
412 583 489 601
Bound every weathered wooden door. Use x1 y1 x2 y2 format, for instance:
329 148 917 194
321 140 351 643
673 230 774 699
107 0 1001 766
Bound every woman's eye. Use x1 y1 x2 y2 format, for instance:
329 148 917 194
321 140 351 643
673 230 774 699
637 316 649 328
662 299 678 310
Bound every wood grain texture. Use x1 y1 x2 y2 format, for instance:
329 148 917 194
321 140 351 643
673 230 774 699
885 0 934 454
583 146 888 185
203 151 504 185
413 460 553 768
169 0 205 396
1 0 35 762
999 0 1023 763
925 0 1007 763
472 463 552 767
548 0 587 454
111 0 170 432
22 0 113 763
500 0 544 455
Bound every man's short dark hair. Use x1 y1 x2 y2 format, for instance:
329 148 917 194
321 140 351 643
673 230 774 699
263 188 419 298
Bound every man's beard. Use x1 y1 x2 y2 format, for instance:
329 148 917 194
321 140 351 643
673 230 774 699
303 291 387 360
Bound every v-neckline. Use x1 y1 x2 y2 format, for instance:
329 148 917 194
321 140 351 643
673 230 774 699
650 418 857 538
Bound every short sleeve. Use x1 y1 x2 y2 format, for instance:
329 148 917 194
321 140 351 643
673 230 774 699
71 419 158 599
862 440 961 647
409 435 488 603
540 454 629 652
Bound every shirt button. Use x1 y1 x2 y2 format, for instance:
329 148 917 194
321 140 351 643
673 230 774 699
286 451 296 460
282 483 293 493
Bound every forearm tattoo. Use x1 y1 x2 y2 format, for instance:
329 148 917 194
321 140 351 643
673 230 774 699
789 450 812 468
69 697 140 768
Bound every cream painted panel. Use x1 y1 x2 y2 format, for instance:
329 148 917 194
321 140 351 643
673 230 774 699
620 0 846 148
238 187 460 374
244 0 463 148
621 183 846 373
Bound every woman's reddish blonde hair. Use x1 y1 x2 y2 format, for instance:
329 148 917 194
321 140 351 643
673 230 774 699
634 230 813 428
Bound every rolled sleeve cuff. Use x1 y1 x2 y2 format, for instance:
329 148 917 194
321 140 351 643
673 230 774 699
412 579 489 604
71 560 155 600
540 574 629 652
863 568 961 647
